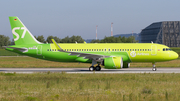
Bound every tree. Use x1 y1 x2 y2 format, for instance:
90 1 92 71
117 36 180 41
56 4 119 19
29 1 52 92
46 36 61 43
61 36 84 43
36 35 45 43
0 35 11 48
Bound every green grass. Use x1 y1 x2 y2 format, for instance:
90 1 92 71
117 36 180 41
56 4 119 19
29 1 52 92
0 73 180 101
0 49 22 56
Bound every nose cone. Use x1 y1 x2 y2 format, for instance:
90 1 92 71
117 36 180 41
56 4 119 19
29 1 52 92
172 52 179 60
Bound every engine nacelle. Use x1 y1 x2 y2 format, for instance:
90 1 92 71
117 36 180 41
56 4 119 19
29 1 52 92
101 57 123 69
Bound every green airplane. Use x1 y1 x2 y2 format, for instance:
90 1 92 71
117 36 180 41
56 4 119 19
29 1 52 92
3 16 179 71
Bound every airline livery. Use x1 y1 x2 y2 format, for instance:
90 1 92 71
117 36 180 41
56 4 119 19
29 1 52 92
3 17 179 71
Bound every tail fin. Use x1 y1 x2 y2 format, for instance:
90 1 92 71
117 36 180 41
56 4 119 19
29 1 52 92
9 16 42 45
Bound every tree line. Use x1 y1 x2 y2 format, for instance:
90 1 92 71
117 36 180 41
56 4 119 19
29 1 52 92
0 35 137 48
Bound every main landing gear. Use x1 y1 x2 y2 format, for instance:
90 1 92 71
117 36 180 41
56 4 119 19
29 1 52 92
89 65 101 71
89 60 101 71
152 63 157 71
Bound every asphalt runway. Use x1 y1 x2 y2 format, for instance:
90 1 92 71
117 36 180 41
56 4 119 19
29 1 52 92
0 68 180 73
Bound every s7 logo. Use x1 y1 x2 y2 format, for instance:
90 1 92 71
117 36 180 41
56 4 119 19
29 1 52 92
12 27 27 41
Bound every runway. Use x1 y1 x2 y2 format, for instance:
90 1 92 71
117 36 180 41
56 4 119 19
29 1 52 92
0 68 180 73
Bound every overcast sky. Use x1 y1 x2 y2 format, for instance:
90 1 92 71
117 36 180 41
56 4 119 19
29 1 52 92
0 0 180 40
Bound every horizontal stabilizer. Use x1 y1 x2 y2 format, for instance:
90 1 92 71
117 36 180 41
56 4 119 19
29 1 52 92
2 46 28 53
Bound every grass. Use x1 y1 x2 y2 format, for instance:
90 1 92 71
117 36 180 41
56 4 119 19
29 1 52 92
0 57 180 68
0 49 23 56
0 73 180 100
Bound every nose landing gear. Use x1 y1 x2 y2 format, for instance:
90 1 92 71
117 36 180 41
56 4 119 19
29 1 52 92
152 63 157 71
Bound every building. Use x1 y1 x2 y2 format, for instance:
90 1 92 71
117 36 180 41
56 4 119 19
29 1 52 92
140 21 180 47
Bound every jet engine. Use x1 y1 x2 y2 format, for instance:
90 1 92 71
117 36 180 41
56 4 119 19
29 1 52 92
101 57 123 69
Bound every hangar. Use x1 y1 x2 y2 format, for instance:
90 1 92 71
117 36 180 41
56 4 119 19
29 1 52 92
139 21 180 47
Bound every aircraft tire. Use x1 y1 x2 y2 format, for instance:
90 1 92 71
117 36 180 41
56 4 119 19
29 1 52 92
152 67 157 71
95 66 101 71
89 66 95 71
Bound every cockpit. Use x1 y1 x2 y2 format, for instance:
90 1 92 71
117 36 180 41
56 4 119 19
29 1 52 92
163 48 171 51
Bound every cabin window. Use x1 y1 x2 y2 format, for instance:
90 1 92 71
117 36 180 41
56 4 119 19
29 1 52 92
99 49 101 51
94 49 96 51
55 49 56 51
127 49 129 51
74 49 76 51
108 49 110 51
47 49 49 51
143 49 144 51
84 49 86 51
104 49 106 51
89 49 91 51
79 49 81 51
52 49 54 51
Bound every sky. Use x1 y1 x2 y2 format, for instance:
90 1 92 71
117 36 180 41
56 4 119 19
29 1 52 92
0 0 180 40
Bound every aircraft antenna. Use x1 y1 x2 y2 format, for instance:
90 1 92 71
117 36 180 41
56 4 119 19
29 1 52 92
96 25 98 40
111 22 113 36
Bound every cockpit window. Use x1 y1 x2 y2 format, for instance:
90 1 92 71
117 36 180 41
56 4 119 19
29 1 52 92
163 48 171 51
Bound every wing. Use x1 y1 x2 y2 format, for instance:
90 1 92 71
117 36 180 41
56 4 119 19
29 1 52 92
51 39 110 61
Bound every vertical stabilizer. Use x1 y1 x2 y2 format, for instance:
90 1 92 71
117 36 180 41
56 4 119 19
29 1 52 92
9 16 42 45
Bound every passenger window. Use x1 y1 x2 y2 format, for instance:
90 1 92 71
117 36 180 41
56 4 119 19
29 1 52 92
122 49 124 51
145 49 147 51
79 49 81 51
99 49 101 51
84 49 86 51
132 49 134 51
74 49 76 51
112 49 114 51
127 49 129 51
135 49 136 51
102 49 103 51
52 49 54 51
94 49 96 51
117 49 119 51
143 49 144 51
120 49 121 51
47 49 49 51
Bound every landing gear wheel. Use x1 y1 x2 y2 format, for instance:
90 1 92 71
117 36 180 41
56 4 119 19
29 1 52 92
89 66 95 71
152 67 157 71
95 66 101 71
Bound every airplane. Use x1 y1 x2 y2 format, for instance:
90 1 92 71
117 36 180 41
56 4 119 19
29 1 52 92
3 16 179 71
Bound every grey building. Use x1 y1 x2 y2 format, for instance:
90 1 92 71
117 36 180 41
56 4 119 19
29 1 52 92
139 21 180 47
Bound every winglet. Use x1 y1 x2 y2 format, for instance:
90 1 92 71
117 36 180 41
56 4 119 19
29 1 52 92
84 41 87 44
51 39 64 51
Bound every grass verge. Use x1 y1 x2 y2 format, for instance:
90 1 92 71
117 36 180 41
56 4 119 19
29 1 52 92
0 73 180 101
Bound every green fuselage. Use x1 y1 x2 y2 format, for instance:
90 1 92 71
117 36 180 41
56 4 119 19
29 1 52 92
7 43 178 64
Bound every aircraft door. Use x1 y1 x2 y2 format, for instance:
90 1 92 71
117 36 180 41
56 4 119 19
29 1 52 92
151 45 157 55
37 45 42 55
